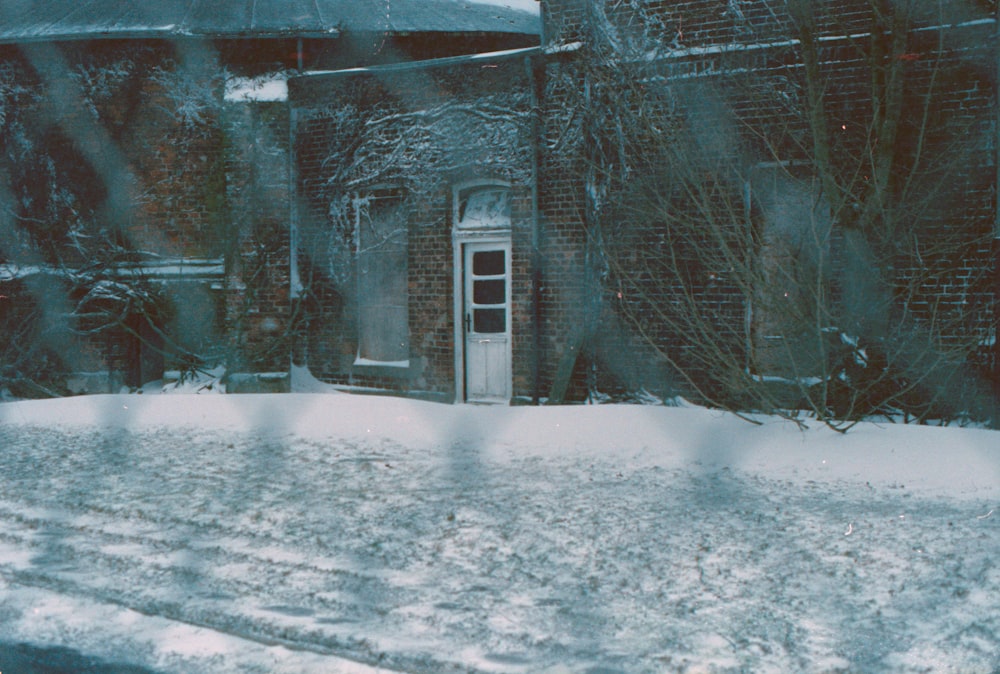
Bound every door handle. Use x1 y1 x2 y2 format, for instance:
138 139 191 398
465 314 471 332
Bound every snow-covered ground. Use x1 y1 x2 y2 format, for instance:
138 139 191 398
0 391 998 673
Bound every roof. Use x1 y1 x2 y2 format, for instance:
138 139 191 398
0 0 541 43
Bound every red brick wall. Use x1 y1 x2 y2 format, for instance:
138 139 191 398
223 100 293 373
534 55 592 398
538 0 997 403
0 40 289 383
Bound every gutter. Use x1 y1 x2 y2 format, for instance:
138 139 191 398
290 45 542 81
610 17 996 67
0 28 342 45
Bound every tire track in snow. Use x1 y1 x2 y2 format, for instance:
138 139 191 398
0 498 449 673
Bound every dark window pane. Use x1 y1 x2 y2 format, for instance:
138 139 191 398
473 250 505 276
474 279 505 305
474 308 505 333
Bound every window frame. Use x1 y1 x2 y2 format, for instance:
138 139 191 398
352 186 411 368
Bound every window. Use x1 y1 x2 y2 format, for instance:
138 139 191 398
455 184 511 230
747 163 829 377
355 190 409 365
470 249 507 333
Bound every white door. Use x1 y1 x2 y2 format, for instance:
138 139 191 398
463 241 511 402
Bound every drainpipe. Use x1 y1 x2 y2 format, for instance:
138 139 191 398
288 93 305 379
527 54 543 405
988 6 1000 423
289 105 301 302
994 6 1000 421
538 0 547 47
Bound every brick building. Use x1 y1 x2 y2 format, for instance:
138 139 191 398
1 0 998 418
289 53 538 401
529 0 999 417
287 0 998 415
0 0 540 395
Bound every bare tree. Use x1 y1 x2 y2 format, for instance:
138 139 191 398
570 0 996 426
0 44 238 393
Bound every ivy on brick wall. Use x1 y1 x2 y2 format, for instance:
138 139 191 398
291 61 533 388
0 43 244 391
547 0 996 425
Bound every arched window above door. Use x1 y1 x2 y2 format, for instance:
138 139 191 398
454 183 511 231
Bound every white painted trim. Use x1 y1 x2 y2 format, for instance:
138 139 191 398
452 182 513 403
453 235 465 403
0 258 225 282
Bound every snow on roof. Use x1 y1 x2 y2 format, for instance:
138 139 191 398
0 264 47 281
114 256 225 279
0 0 541 44
0 258 224 282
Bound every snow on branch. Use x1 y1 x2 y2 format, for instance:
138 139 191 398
308 90 532 193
